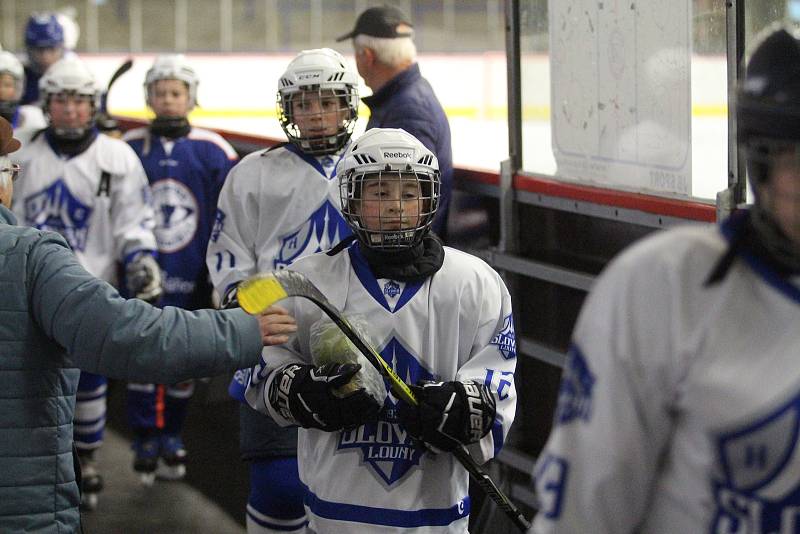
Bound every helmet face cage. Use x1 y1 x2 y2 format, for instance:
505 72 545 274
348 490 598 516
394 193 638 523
742 138 800 242
144 55 199 112
340 168 440 250
277 48 359 156
277 86 357 155
40 59 100 139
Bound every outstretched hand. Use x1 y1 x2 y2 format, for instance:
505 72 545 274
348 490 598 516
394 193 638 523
256 305 297 346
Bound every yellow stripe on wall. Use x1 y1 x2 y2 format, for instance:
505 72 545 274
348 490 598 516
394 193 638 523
116 104 728 121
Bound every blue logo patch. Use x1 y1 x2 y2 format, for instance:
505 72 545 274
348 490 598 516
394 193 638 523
210 208 226 243
24 179 92 251
383 280 401 298
711 388 800 533
337 336 435 486
555 345 595 425
490 314 516 359
273 200 350 269
152 179 198 253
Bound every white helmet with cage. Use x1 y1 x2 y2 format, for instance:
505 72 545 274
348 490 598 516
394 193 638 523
338 128 440 250
277 48 359 155
39 56 100 139
144 54 199 111
0 51 25 118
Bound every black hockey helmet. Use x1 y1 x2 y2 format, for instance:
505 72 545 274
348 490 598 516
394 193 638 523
737 27 800 185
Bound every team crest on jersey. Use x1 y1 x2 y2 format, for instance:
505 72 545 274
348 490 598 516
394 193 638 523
152 179 198 253
211 208 225 243
711 388 800 533
273 200 349 269
24 178 92 251
337 336 435 486
490 314 516 359
383 280 401 298
555 345 595 425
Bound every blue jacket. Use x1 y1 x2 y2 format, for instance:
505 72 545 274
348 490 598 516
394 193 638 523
363 63 453 236
0 205 262 533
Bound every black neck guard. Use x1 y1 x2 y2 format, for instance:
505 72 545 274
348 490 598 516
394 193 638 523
149 116 191 139
46 128 98 157
359 234 445 282
706 209 800 286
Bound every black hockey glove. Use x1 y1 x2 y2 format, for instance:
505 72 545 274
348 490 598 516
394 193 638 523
221 284 239 309
398 380 496 452
268 362 381 432
125 252 162 303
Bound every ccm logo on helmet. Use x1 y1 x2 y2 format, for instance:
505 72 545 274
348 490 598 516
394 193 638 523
297 72 321 80
383 151 413 159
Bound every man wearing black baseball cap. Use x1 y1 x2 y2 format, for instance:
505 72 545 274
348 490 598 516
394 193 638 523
337 5 453 238
335 5 414 42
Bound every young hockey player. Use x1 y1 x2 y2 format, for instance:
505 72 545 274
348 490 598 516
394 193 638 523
532 27 800 534
123 54 238 485
207 48 359 533
11 56 161 511
241 127 518 533
0 50 46 145
21 13 66 105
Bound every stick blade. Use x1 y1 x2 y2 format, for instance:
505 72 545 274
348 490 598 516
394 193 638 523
238 273 289 314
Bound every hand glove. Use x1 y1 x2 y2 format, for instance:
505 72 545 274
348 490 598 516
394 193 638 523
221 284 239 309
268 362 381 431
398 380 496 452
126 252 162 303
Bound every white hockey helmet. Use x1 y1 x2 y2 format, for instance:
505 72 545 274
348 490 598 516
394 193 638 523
277 48 358 155
338 128 440 250
0 51 25 114
144 54 199 110
39 57 100 138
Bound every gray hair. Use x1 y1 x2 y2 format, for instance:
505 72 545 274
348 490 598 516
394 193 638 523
354 34 416 68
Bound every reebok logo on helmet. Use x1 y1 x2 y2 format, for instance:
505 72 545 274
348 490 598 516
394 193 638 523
383 151 412 159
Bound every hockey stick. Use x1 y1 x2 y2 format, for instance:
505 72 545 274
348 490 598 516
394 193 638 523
107 58 134 97
98 58 133 132
238 270 532 532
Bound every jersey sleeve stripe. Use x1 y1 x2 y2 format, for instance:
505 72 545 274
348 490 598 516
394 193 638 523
188 128 238 160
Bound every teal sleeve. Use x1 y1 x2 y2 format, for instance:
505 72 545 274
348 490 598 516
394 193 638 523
27 232 263 382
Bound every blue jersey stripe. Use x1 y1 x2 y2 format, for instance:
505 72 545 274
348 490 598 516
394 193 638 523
303 484 470 527
721 212 800 304
349 245 424 313
491 419 505 456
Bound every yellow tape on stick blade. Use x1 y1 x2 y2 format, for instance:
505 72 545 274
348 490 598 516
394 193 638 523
237 274 288 314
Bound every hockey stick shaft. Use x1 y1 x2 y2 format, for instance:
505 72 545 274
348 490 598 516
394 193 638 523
238 270 531 532
100 58 134 115
108 58 134 92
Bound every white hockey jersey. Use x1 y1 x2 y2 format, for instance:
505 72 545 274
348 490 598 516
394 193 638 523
532 215 800 534
10 105 46 146
11 131 157 284
245 243 518 533
206 143 351 296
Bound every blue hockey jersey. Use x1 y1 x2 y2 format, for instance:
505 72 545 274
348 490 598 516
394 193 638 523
125 126 237 309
